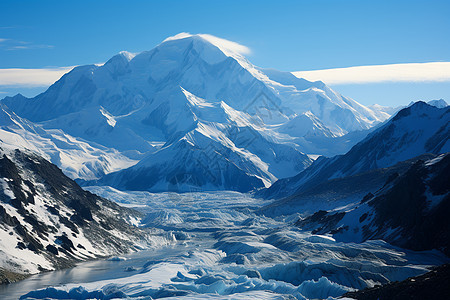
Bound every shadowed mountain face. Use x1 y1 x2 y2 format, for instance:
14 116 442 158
262 102 450 199
0 146 150 275
258 153 439 217
1 34 391 192
257 102 449 259
343 264 450 300
294 153 450 256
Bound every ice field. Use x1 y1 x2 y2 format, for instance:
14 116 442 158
4 188 447 300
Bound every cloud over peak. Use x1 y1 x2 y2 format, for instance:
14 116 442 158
163 32 251 56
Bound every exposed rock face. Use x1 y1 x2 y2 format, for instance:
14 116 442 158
0 146 150 276
259 154 437 217
294 153 450 256
343 264 450 300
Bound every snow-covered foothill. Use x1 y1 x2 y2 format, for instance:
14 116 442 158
0 147 168 277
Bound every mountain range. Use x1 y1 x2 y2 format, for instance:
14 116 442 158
1 33 392 192
0 33 449 298
255 101 449 258
261 101 450 199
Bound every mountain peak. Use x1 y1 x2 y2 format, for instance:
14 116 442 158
104 51 135 65
428 99 448 108
393 101 443 122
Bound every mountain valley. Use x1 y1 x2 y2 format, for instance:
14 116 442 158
0 33 449 300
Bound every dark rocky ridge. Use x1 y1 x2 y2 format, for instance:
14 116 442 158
259 153 437 217
295 153 450 256
0 146 151 278
342 264 450 300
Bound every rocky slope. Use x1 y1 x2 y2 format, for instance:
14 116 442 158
0 145 153 277
342 264 450 300
295 153 450 255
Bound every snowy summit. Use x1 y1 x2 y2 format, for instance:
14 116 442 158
2 33 392 192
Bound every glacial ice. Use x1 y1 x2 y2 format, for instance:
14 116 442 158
13 188 449 300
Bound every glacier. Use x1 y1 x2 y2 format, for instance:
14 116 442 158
1 33 448 300
3 188 446 300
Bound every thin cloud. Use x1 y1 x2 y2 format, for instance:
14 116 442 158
164 32 251 56
0 38 54 51
8 45 28 50
7 44 54 50
293 62 450 85
0 67 74 87
199 34 251 56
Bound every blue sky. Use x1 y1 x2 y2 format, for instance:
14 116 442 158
0 0 449 106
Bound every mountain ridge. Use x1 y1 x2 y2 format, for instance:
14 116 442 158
294 153 450 255
1 33 394 192
261 101 450 199
0 146 155 275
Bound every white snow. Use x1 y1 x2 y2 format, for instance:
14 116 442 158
11 187 446 300
0 104 138 180
0 34 447 300
1 33 396 192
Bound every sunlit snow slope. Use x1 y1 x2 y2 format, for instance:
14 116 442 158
0 103 137 180
1 33 391 192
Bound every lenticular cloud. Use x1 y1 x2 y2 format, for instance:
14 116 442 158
164 32 251 56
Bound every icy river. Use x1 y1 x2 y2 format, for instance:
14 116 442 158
2 189 448 299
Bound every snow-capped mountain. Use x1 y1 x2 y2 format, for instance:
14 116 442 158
3 34 388 132
0 103 137 180
295 153 450 256
93 89 311 192
0 146 151 276
1 33 392 192
263 102 450 199
41 105 155 154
